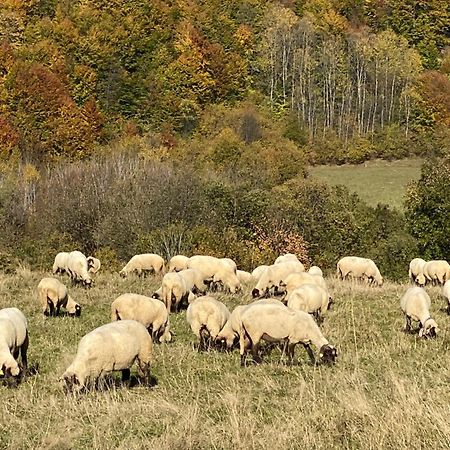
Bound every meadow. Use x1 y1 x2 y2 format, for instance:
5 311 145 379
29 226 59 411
0 269 449 449
310 159 423 209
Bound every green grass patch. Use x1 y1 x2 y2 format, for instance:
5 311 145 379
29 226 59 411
310 158 423 210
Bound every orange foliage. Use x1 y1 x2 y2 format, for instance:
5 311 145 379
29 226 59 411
418 71 450 126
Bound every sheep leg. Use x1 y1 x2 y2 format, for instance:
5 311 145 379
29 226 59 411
303 343 316 365
446 302 450 315
137 362 150 385
287 342 296 364
250 338 262 364
121 369 131 387
47 299 54 317
403 315 412 333
239 330 251 367
20 333 29 377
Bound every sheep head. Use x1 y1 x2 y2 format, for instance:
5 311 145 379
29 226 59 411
419 318 439 338
319 344 338 365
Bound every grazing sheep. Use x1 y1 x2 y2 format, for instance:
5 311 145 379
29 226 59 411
237 270 254 284
111 294 171 343
37 277 81 317
212 268 241 294
177 269 208 294
400 287 439 338
120 254 165 277
238 302 337 366
186 296 230 351
187 255 230 279
336 256 383 286
0 307 28 381
52 252 70 275
67 251 93 287
442 280 450 315
161 272 191 312
61 320 153 392
87 256 101 274
423 260 450 285
284 272 324 300
216 298 282 349
152 287 162 300
287 284 332 323
252 261 305 298
308 266 323 277
168 255 189 272
251 265 269 281
220 258 238 273
408 258 427 286
274 253 301 266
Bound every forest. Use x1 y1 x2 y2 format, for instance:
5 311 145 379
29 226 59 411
0 0 449 276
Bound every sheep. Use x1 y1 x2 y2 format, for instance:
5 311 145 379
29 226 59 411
284 272 325 301
212 268 241 294
52 252 70 275
152 285 196 304
168 255 189 272
67 251 93 287
61 320 153 392
287 284 332 323
187 255 230 279
177 268 208 294
400 287 439 338
220 258 237 274
252 261 305 298
111 293 171 343
274 253 301 266
37 277 81 317
237 270 254 284
251 265 269 281
161 272 191 312
237 302 337 367
442 280 450 315
308 266 323 277
120 253 165 277
423 260 450 285
336 256 383 286
408 258 427 286
0 307 28 382
186 296 230 351
87 256 101 274
215 298 282 349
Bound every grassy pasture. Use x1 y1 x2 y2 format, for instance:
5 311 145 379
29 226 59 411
310 159 423 210
0 269 449 449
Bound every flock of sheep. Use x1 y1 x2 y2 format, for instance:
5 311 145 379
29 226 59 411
0 250 449 393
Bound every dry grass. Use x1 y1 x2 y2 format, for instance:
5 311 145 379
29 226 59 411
0 270 449 449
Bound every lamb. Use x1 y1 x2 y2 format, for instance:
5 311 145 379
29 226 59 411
408 258 427 286
111 293 171 343
400 287 439 338
119 253 165 277
442 280 450 315
67 251 93 287
274 253 302 266
252 261 305 298
236 270 254 284
308 266 323 277
251 265 269 281
186 296 230 351
287 284 332 323
161 272 191 312
52 252 70 275
61 320 153 392
336 256 383 286
238 302 337 366
87 256 101 274
0 307 28 382
168 255 189 272
37 277 81 317
423 260 450 285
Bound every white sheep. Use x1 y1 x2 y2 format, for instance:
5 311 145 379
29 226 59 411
120 253 165 277
220 257 238 273
87 256 101 274
52 252 70 275
308 266 323 277
161 272 191 312
287 283 332 323
423 260 450 285
0 307 28 381
252 261 305 298
212 268 241 294
168 255 189 272
37 277 81 317
442 280 450 315
400 287 439 338
186 296 230 351
236 270 254 284
284 272 325 301
67 251 93 287
336 256 383 286
274 253 302 266
61 320 153 392
408 258 427 286
187 255 228 278
111 293 171 343
251 265 269 281
177 268 208 294
238 302 337 366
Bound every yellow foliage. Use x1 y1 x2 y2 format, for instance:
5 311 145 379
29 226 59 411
22 163 40 183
